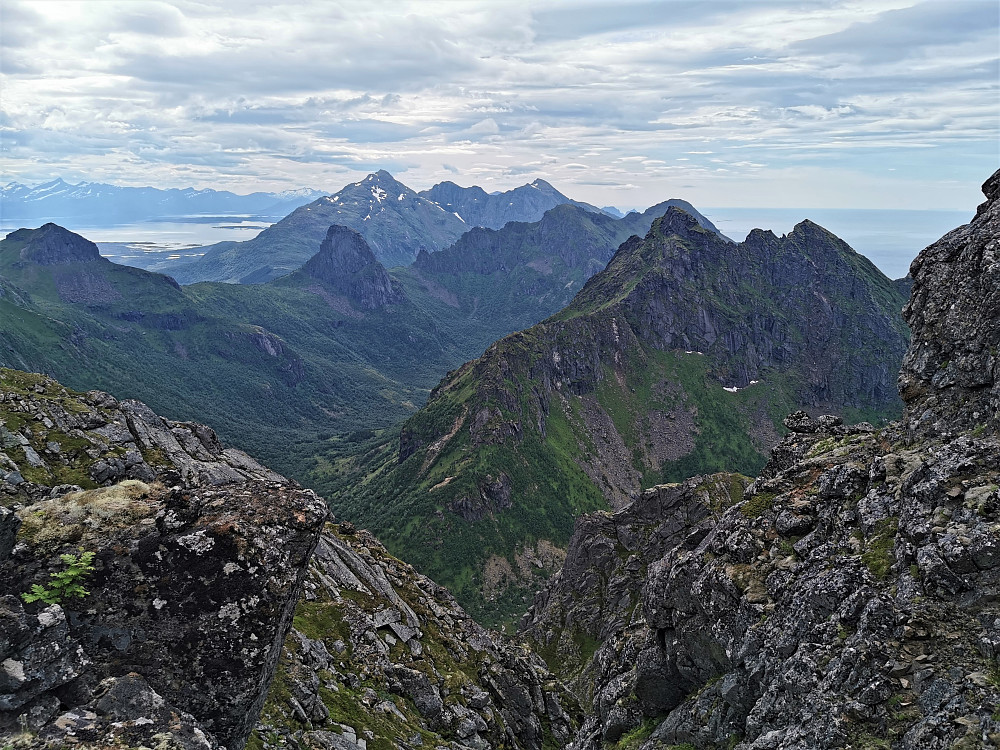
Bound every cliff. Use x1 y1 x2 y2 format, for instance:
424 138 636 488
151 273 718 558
0 369 328 748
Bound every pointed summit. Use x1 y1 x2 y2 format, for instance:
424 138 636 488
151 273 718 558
300 225 403 309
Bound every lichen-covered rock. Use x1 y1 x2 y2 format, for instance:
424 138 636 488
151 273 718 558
0 368 285 505
0 371 328 749
253 524 579 750
899 169 1000 438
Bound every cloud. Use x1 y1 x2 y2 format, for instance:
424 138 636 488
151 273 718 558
0 0 995 211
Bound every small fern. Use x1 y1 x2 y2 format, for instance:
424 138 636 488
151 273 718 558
22 551 96 605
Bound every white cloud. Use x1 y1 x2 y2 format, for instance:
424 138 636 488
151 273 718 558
0 0 995 210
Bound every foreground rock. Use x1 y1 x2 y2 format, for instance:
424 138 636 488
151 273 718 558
0 369 327 748
521 171 1000 749
253 522 579 750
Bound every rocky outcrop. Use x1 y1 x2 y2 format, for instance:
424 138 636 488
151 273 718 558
517 173 1000 749
300 225 404 310
520 475 748 702
254 523 578 750
899 169 999 438
548 418 1000 750
0 369 328 748
0 368 285 503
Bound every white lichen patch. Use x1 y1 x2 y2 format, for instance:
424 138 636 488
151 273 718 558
176 531 215 554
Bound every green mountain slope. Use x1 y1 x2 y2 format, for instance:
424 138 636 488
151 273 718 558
0 224 467 477
332 208 910 626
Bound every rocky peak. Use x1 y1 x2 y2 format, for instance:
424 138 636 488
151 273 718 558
650 205 711 241
899 168 999 438
300 224 403 309
5 223 103 266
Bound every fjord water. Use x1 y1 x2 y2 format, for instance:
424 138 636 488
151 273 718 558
704 207 972 279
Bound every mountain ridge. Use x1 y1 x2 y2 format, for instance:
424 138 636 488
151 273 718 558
332 206 910 624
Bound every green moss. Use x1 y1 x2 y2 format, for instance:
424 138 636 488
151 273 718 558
293 600 350 644
614 719 660 749
740 491 777 519
861 518 899 580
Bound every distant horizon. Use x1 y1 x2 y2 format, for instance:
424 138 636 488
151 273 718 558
1 171 986 217
1 199 971 281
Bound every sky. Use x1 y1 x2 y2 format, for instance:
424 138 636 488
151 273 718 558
1 0 997 211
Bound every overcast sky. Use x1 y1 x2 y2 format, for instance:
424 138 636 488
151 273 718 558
1 0 996 210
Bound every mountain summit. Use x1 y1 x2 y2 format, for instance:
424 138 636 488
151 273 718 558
419 177 606 229
5 222 103 265
299 224 403 309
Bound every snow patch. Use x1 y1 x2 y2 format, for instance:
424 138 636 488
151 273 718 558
723 380 761 394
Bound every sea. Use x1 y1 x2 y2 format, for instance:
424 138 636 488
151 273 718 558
0 207 974 281
0 214 280 271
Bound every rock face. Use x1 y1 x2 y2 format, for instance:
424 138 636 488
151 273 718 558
0 369 327 748
518 174 1000 749
899 169 1000 438
300 225 403 309
254 523 578 750
520 475 748 702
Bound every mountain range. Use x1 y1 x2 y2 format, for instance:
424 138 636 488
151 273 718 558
1 170 995 750
157 171 621 284
0 197 717 481
0 177 325 224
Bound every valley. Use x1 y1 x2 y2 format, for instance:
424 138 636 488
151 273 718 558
1 170 995 750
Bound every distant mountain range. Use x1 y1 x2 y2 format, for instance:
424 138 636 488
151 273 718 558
158 171 620 284
0 178 326 223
